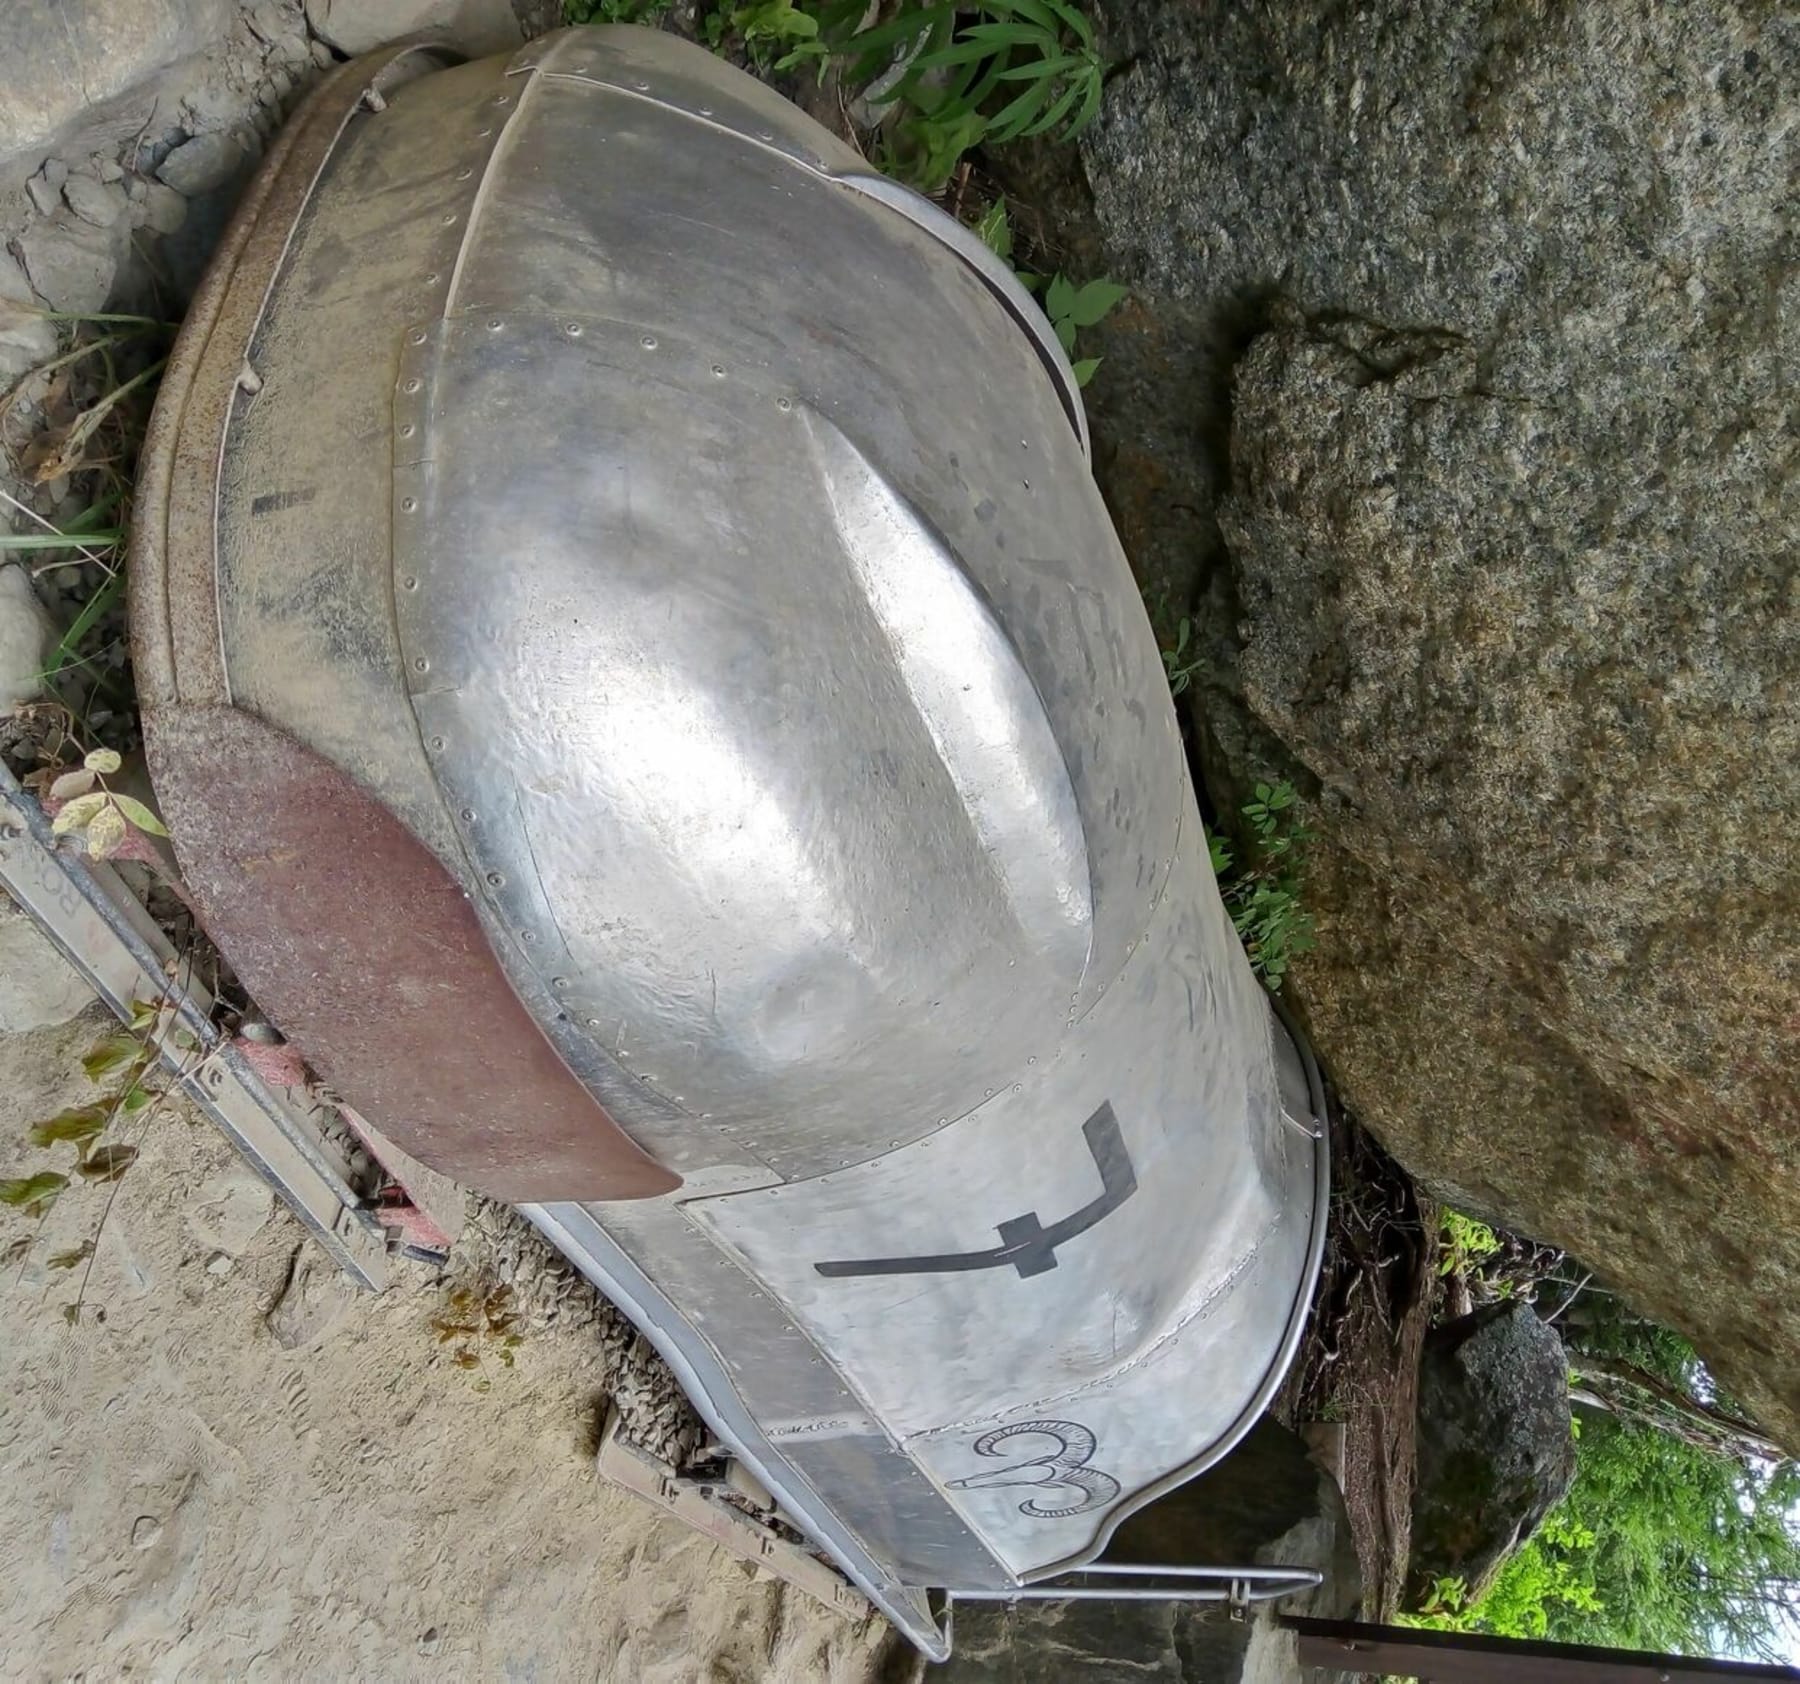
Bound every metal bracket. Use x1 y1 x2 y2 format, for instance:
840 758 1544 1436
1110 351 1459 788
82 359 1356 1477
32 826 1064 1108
0 764 388 1290
595 1407 872 1624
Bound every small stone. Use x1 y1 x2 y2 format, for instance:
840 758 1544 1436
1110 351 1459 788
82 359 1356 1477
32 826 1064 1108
272 30 313 67
0 564 53 710
41 157 69 192
243 0 292 40
26 170 60 216
157 131 250 196
418 1627 443 1657
180 80 250 136
130 1515 163 1550
206 1251 235 1277
12 212 116 317
0 250 57 380
62 175 128 228
304 0 521 57
311 38 336 68
136 182 189 237
94 155 124 183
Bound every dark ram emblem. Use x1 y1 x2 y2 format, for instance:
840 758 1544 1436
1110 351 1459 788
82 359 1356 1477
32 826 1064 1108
947 1419 1120 1518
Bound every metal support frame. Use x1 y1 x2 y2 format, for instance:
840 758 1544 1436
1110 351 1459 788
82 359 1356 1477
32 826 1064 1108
954 1561 1322 1612
0 764 388 1289
595 1408 872 1623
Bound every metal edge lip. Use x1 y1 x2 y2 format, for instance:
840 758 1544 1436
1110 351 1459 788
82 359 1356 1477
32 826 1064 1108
519 1200 953 1662
1021 996 1333 1585
128 38 464 714
833 172 1092 463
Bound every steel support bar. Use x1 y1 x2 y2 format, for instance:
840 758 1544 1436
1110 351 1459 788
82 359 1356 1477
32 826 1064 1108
1286 1619 1800 1682
0 765 388 1289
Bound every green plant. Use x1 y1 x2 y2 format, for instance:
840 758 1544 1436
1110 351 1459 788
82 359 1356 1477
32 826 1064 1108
970 198 1123 386
850 0 1101 181
431 1282 525 1388
2 993 200 1322
43 745 169 861
1160 615 1203 695
1210 780 1316 990
704 0 830 74
2 310 169 707
563 0 669 23
1438 1209 1503 1278
704 0 1105 191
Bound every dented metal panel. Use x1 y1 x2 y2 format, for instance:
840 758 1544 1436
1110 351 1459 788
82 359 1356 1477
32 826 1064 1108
130 24 1327 1659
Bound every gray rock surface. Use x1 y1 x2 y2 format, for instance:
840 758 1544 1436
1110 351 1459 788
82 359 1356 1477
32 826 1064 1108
0 564 54 710
1064 0 1800 1455
1408 1304 1575 1605
303 0 522 57
62 175 128 229
156 130 257 197
0 0 235 171
0 249 56 381
134 181 189 237
12 212 119 314
0 892 95 1032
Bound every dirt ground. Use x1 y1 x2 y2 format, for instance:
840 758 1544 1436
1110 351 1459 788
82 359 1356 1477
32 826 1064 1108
0 1009 907 1683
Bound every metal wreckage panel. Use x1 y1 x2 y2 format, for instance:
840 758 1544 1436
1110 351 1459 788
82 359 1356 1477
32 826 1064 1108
126 23 1328 1661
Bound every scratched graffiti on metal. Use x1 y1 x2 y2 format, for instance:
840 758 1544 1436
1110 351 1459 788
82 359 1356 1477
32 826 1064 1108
947 1420 1121 1518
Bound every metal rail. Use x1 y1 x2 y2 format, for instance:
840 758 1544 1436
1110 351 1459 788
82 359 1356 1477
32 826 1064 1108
0 763 388 1289
955 1561 1321 1609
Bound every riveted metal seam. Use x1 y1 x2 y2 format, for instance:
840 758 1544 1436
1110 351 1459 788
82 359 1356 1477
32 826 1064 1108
442 43 545 317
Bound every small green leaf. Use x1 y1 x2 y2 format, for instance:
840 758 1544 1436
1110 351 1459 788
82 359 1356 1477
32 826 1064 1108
1054 316 1078 354
988 73 1057 140
108 794 169 838
82 1034 142 1083
51 791 108 834
83 748 122 774
0 1170 69 1212
78 1143 137 1182
28 1104 110 1147
1072 356 1101 386
1044 273 1077 323
47 1240 94 1270
974 197 1012 260
993 53 1084 81
121 1085 151 1114
1067 278 1128 326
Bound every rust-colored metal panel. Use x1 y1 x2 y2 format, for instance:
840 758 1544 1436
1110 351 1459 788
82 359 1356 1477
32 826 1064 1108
145 702 679 1202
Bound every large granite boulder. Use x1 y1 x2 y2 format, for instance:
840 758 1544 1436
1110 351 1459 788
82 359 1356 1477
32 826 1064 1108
1058 0 1800 1452
1408 1303 1576 1606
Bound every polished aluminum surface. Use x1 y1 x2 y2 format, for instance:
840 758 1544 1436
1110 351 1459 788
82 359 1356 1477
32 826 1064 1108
135 24 1328 1658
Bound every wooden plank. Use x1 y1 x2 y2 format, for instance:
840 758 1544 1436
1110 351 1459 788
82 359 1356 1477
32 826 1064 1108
1286 1618 1800 1683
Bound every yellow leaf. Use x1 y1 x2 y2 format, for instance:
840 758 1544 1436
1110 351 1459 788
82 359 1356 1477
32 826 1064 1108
51 791 108 834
